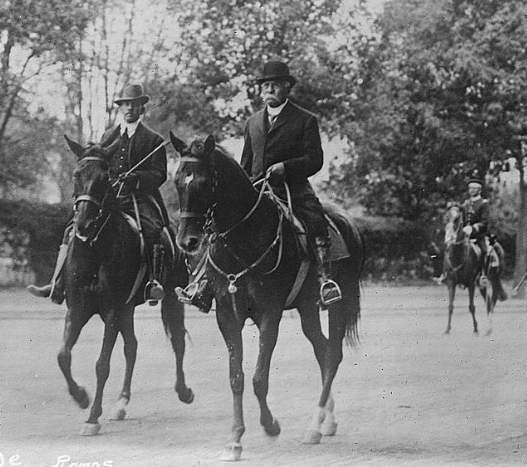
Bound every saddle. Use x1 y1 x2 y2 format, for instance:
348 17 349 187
121 209 177 305
264 183 349 307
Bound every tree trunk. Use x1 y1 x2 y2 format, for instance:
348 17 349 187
513 162 527 299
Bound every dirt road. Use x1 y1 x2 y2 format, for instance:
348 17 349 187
1 285 526 466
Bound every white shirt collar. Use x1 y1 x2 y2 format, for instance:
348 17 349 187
121 119 140 136
267 99 288 117
470 195 482 202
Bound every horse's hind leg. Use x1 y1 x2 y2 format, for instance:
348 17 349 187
58 309 91 409
161 291 194 403
445 284 456 335
468 284 478 335
81 310 120 436
296 301 329 444
252 313 281 438
109 307 137 421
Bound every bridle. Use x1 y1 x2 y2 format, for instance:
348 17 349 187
177 155 284 295
73 156 113 246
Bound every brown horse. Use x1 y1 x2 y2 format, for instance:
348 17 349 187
442 203 505 335
58 130 193 435
171 133 364 461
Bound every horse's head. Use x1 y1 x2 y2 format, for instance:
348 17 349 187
170 132 216 254
66 127 120 244
444 201 464 244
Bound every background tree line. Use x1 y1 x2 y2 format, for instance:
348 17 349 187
1 0 526 290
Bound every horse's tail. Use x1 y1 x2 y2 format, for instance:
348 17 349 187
323 203 364 347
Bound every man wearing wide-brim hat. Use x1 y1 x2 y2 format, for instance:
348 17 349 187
28 83 170 305
240 60 342 306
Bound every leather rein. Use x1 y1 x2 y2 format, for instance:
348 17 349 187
179 157 285 293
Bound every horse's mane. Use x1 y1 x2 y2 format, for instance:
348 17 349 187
212 143 256 190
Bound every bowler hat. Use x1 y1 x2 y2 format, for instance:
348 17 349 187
114 84 150 105
256 61 296 87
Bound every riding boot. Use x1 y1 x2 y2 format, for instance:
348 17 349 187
315 237 342 306
175 279 213 313
433 272 447 284
144 244 165 306
27 244 68 304
175 252 213 313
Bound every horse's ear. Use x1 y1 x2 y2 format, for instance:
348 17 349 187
169 132 186 155
204 135 216 154
101 126 121 148
64 135 84 159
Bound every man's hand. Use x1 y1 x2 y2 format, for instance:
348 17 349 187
266 163 285 184
119 172 139 187
463 225 473 236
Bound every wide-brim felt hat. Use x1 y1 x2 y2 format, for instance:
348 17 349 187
114 84 150 105
468 178 483 187
255 61 296 87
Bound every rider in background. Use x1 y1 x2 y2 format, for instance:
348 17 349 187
461 175 490 277
27 84 168 304
434 174 507 301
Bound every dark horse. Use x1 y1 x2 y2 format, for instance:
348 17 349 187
59 130 193 435
441 203 505 335
170 133 364 461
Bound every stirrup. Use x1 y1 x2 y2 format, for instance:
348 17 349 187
320 279 342 306
145 280 164 306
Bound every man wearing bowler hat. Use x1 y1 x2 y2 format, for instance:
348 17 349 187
240 60 341 305
28 83 168 304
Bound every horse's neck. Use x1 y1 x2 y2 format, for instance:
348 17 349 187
214 165 260 233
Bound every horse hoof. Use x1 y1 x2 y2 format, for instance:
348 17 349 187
73 386 90 409
177 387 195 404
220 443 242 461
80 422 100 436
109 407 126 421
264 418 281 437
302 429 322 444
321 420 338 436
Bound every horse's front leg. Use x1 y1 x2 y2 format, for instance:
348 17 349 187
253 314 281 437
468 283 478 335
58 308 91 410
81 309 120 435
109 305 137 421
216 303 245 462
161 290 194 403
445 282 456 335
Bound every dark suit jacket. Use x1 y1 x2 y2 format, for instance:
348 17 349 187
240 100 323 193
462 197 490 237
101 121 167 207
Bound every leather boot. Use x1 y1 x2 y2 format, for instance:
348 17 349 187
315 237 342 306
145 244 165 306
175 279 213 313
27 244 68 304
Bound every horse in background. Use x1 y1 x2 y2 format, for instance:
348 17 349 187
171 133 364 462
441 202 505 335
58 130 193 435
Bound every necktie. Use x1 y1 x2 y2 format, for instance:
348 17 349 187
268 115 277 130
122 128 129 143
